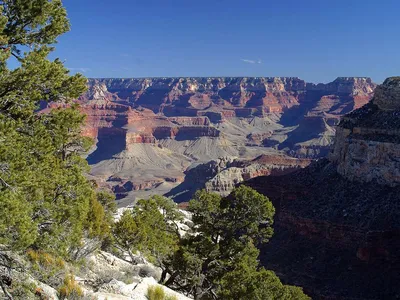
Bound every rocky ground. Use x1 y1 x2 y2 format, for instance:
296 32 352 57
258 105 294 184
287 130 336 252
2 250 191 300
1 208 194 300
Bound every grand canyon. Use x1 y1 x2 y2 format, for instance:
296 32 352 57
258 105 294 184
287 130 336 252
74 76 376 204
4 2 400 299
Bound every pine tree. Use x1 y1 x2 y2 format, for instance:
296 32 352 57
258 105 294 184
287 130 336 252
0 2 113 296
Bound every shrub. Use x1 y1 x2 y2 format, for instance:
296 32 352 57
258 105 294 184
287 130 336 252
147 285 178 300
27 249 65 269
58 274 83 299
147 285 165 300
26 249 66 286
147 285 177 300
10 280 37 299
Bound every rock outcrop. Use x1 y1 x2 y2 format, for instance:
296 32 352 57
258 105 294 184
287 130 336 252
330 77 400 186
244 77 400 299
0 249 191 300
165 155 311 202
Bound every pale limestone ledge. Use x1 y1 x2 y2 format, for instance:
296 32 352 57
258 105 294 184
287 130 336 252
330 126 400 186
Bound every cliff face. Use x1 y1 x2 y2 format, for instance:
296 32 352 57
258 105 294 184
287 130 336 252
165 155 311 202
81 77 375 115
70 77 376 204
245 77 400 299
79 77 376 157
330 77 400 186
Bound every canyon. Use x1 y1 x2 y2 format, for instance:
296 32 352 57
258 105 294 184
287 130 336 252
245 77 400 299
73 77 376 205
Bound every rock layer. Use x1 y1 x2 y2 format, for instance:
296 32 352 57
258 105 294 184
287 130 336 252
330 77 400 186
166 155 311 202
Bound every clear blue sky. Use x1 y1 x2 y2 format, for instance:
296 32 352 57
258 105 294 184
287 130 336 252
52 0 400 83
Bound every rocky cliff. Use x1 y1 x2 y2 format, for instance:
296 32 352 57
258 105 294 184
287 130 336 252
330 77 400 186
245 77 400 299
70 77 376 204
165 155 311 202
81 77 375 116
80 77 375 157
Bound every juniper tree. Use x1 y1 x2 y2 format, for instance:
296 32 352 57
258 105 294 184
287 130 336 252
0 2 113 296
113 195 182 264
171 187 309 299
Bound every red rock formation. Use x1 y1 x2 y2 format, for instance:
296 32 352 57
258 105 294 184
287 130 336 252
73 77 376 151
81 77 375 117
168 116 210 126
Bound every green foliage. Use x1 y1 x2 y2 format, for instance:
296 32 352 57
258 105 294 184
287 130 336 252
166 186 276 299
0 0 113 263
86 191 116 239
217 241 310 299
147 285 178 300
58 274 83 299
283 285 311 300
9 280 37 300
113 195 182 263
117 187 309 299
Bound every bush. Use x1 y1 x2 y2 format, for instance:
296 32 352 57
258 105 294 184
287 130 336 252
58 274 83 299
26 249 66 286
147 285 165 300
27 249 65 269
147 285 177 300
10 280 37 299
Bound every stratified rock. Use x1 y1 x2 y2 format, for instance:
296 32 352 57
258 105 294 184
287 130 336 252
54 76 375 203
166 155 310 202
330 77 400 186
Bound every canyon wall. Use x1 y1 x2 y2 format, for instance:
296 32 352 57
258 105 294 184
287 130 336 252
330 77 400 186
69 76 376 204
245 77 400 299
79 77 376 157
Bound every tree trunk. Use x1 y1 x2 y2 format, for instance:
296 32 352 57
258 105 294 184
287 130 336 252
159 268 168 284
165 271 179 286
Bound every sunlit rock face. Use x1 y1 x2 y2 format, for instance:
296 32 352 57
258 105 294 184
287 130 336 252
80 77 376 117
330 77 400 186
78 77 376 156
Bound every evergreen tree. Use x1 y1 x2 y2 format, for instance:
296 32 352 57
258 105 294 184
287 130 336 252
0 2 113 295
113 195 182 264
162 186 277 299
113 186 309 299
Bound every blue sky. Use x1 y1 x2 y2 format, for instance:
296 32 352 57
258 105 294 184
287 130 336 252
50 0 400 83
